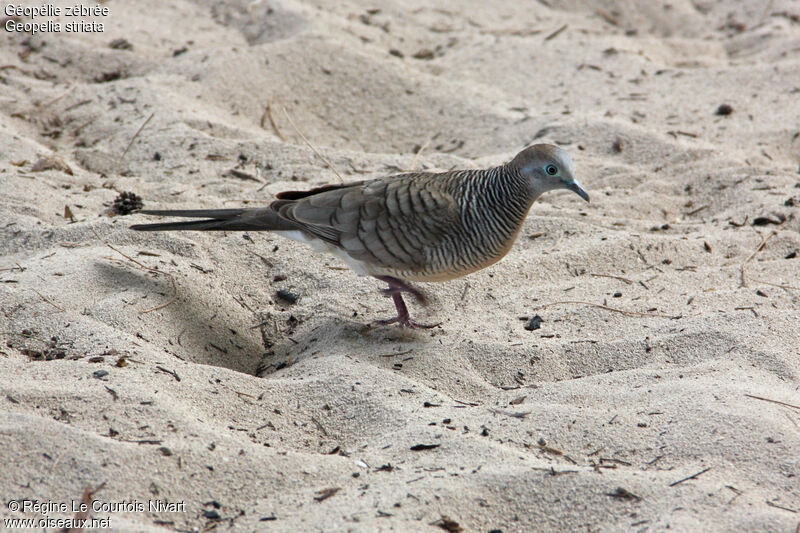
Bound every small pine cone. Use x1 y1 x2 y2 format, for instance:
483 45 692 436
110 191 143 215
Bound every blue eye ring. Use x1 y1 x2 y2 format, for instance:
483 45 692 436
545 164 558 176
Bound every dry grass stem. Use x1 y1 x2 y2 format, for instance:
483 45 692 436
281 106 344 183
530 300 680 319
119 112 154 168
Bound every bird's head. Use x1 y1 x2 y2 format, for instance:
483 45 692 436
510 144 589 202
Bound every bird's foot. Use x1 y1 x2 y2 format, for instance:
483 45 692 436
373 277 439 328
376 276 428 304
374 315 440 329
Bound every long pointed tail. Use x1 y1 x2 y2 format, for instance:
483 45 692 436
130 208 294 232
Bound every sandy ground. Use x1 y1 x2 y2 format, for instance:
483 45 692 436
1 0 799 531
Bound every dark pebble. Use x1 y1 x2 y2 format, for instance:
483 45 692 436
202 509 221 520
524 315 543 331
752 213 786 226
109 38 133 50
613 292 622 298
275 289 299 305
93 370 109 380
715 103 734 116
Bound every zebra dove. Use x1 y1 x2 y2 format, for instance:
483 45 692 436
131 144 588 328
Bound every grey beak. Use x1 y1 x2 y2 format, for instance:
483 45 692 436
567 180 590 202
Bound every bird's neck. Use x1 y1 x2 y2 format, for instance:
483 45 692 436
452 166 532 251
466 165 533 220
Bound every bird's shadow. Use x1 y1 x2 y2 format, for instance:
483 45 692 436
253 308 435 377
95 260 266 375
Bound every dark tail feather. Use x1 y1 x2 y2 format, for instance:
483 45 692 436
130 208 294 232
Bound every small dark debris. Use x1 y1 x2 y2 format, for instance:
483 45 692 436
17 342 67 361
611 138 623 153
410 443 440 451
524 315 543 331
413 49 435 60
173 47 188 57
6 394 20 404
93 370 109 380
110 191 143 216
153 152 162 161
201 509 221 520
313 487 341 502
156 366 181 382
432 516 463 533
157 446 173 456
275 289 299 305
272 275 287 282
225 168 260 182
423 401 441 408
786 251 797 259
756 289 768 297
752 213 786 226
109 38 133 50
94 71 122 83
613 292 623 298
715 103 734 116
376 463 395 472
607 487 641 501
88 356 105 363
389 48 404 58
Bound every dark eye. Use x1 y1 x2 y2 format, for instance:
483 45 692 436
545 164 558 176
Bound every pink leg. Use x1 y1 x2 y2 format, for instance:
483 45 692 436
374 276 440 329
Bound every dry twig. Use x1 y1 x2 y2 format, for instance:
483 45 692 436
740 230 776 287
530 300 679 319
590 273 633 285
263 98 287 141
745 393 800 411
119 112 154 168
31 288 64 311
739 229 799 290
281 106 344 183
